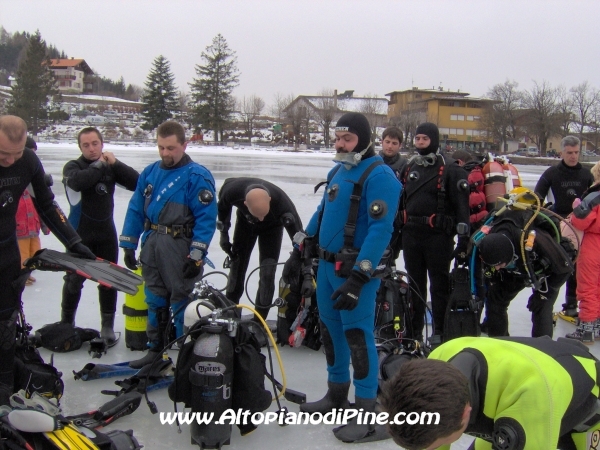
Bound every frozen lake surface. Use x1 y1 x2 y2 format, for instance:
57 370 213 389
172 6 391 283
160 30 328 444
22 144 582 449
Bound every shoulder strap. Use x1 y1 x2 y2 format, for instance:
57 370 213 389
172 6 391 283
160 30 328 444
343 160 384 248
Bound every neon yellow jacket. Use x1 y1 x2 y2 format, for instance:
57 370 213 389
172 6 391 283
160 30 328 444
430 337 599 450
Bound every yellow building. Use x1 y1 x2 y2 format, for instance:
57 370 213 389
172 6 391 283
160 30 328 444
386 87 496 151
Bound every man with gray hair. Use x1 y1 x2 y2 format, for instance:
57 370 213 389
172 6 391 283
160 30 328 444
535 135 595 320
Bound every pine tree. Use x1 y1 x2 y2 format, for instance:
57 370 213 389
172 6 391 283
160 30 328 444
189 34 240 142
140 55 179 131
7 30 61 134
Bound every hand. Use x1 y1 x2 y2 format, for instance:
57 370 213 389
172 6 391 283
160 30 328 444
102 151 116 165
219 233 233 257
282 248 302 284
527 291 548 313
123 248 138 270
452 236 469 266
301 271 315 298
69 242 96 260
572 198 582 209
183 257 203 279
331 271 369 311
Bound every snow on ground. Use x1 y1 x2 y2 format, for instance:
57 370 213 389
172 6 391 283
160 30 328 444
22 146 585 449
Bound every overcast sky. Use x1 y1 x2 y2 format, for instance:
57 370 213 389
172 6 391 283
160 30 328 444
2 0 599 106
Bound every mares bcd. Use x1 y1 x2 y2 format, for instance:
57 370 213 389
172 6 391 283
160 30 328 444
313 160 392 278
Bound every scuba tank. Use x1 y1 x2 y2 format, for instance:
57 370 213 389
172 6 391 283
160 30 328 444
503 161 521 190
189 320 235 449
276 277 291 345
123 268 148 351
482 158 507 212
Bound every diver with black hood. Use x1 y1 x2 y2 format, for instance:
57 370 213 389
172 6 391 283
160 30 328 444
298 112 401 443
398 122 470 342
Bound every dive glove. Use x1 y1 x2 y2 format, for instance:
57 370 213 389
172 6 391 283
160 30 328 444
123 248 138 270
183 257 203 279
69 243 96 260
331 271 369 311
219 233 233 257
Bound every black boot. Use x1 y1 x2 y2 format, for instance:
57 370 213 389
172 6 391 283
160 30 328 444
61 309 77 326
128 350 161 369
333 396 390 443
300 381 350 414
100 312 117 347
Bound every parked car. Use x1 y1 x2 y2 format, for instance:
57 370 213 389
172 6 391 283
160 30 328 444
527 147 540 157
514 150 528 156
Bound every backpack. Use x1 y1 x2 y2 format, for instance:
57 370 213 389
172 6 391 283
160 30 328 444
13 341 64 400
33 322 100 353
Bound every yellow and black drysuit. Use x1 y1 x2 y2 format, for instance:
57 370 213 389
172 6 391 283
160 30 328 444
431 336 600 450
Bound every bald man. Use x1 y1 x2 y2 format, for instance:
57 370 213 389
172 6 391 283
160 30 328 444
217 177 303 319
0 115 93 405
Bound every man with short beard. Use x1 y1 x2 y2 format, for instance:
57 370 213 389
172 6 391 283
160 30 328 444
120 121 217 368
398 122 470 342
300 112 401 443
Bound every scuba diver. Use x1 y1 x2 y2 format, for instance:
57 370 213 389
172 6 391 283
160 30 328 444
381 336 600 450
119 121 217 369
61 127 139 345
398 122 470 341
217 177 303 320
297 112 401 443
471 189 576 338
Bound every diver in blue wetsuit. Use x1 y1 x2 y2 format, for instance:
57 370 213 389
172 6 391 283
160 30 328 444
119 121 217 368
299 112 401 443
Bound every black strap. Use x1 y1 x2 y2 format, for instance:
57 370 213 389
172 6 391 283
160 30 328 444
122 305 148 317
312 164 343 246
343 161 384 248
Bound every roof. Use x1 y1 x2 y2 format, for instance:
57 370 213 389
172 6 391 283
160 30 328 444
386 88 470 97
48 58 94 75
410 96 497 104
284 95 388 115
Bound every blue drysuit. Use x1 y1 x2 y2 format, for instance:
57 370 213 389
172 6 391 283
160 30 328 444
120 155 217 348
305 156 401 399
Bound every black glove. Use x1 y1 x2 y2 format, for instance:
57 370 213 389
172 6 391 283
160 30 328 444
527 290 548 313
452 236 469 266
123 248 138 270
183 257 203 279
331 271 369 311
219 232 233 257
300 267 315 298
282 248 302 284
69 242 96 260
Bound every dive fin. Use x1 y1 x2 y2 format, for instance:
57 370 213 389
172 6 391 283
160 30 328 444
64 391 142 430
25 249 143 295
44 423 100 450
73 361 139 381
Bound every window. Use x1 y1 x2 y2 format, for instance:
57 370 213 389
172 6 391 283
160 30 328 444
449 128 457 135
468 102 482 108
456 128 464 135
415 94 422 99
450 115 465 121
467 115 474 121
473 116 480 121
466 129 473 136
439 127 450 134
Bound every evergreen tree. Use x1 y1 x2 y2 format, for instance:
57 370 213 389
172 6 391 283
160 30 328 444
140 55 179 130
7 30 61 134
189 34 240 141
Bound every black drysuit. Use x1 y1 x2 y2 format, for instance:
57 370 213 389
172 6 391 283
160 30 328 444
535 160 594 309
62 156 138 318
217 178 302 318
0 148 80 404
399 154 470 338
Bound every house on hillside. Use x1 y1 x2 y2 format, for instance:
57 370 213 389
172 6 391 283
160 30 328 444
48 58 94 94
386 87 496 151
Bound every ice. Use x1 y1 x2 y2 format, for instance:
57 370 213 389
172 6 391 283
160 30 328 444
21 146 583 449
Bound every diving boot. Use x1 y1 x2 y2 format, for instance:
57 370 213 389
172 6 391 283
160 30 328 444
566 321 594 345
61 309 76 327
300 381 350 414
100 313 116 347
128 350 161 369
333 396 390 443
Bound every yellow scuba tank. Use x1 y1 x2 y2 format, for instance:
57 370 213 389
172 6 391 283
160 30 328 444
570 419 600 450
123 268 148 351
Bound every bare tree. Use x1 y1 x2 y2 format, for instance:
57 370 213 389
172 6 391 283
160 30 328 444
480 80 523 153
359 93 387 143
270 92 294 124
389 103 424 147
555 85 575 137
285 102 309 150
521 81 562 156
240 94 265 139
570 81 600 138
314 89 338 148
